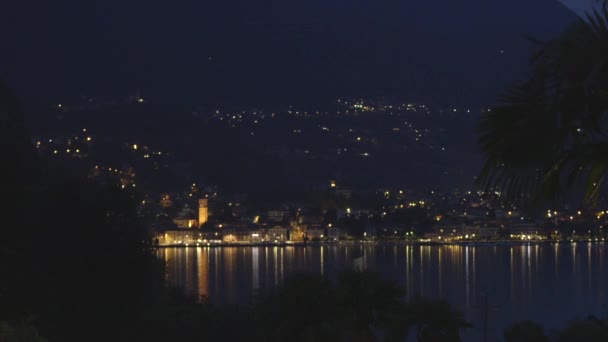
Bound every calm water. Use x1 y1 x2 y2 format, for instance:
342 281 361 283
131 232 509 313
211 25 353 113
158 243 608 340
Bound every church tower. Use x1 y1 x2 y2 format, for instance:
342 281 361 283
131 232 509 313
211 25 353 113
198 199 209 228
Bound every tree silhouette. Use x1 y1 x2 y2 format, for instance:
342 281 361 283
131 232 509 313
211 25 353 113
0 82 164 342
254 271 470 342
254 273 349 342
335 270 406 336
557 316 608 342
406 296 471 342
504 320 548 342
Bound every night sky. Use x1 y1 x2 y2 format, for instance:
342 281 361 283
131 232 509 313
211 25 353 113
559 0 598 15
2 0 579 107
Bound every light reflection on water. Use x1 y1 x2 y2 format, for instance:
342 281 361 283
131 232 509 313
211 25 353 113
158 243 608 340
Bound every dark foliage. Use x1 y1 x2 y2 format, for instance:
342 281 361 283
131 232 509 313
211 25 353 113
406 296 471 342
0 81 165 342
477 3 608 208
504 320 548 342
556 316 608 342
505 316 608 342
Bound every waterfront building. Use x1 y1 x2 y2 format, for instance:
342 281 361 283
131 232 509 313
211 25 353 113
157 229 202 245
222 228 263 243
306 225 325 240
266 225 289 242
462 224 500 239
510 223 544 239
433 220 463 237
327 226 346 240
479 224 501 239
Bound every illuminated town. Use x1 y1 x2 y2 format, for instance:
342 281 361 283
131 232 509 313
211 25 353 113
31 95 608 248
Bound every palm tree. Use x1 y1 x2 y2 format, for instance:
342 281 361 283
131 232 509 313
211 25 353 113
477 3 608 208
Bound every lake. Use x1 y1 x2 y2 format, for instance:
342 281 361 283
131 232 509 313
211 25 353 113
158 242 608 340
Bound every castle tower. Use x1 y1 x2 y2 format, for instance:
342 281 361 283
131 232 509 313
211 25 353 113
198 199 209 228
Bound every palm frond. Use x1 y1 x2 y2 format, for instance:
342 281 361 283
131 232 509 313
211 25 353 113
586 5 608 37
477 6 608 209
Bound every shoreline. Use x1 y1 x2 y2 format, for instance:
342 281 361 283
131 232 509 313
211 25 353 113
154 239 606 248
